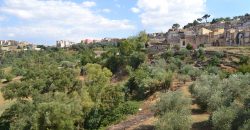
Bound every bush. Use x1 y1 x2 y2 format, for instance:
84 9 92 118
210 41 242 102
180 65 201 80
126 64 173 100
209 56 220 66
238 64 250 74
239 119 250 130
154 91 192 130
212 106 237 130
156 110 192 130
173 44 180 51
154 91 191 116
214 51 224 58
167 57 182 70
11 67 26 76
178 48 190 60
239 56 249 65
194 48 205 60
5 74 14 82
186 43 193 50
192 73 250 112
162 49 174 60
191 74 222 111
84 101 139 128
0 69 5 79
178 74 191 84
129 52 146 69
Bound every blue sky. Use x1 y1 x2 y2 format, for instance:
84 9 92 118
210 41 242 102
0 0 249 45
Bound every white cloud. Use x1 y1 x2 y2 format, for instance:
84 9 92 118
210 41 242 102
0 0 134 43
102 8 111 13
82 1 96 8
131 7 140 13
133 0 206 31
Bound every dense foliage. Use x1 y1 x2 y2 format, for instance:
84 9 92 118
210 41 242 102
0 32 249 130
154 91 192 130
190 73 250 129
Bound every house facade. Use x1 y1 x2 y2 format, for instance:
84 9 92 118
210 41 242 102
56 40 75 48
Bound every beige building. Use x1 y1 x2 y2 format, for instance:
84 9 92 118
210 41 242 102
209 29 225 46
56 40 75 48
198 28 212 35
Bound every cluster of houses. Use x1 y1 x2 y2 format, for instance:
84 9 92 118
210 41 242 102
0 40 41 51
56 38 123 48
3 14 250 51
147 15 250 52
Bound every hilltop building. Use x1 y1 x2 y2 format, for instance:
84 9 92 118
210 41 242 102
56 40 75 48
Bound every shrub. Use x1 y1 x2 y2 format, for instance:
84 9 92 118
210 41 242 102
126 64 173 100
192 73 250 112
209 56 220 66
180 65 194 75
154 91 192 130
155 110 192 130
0 69 5 79
180 65 201 80
214 51 224 58
154 91 191 116
191 74 222 111
232 108 250 130
194 48 205 60
239 56 249 65
186 43 193 50
198 44 205 48
173 44 180 51
85 101 139 128
162 49 174 60
5 74 14 82
168 57 182 70
212 106 237 130
238 64 250 74
239 119 250 130
129 52 146 69
178 74 191 84
11 67 26 76
178 48 190 60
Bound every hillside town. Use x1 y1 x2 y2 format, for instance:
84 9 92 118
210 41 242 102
1 14 250 52
0 40 41 51
56 13 250 50
147 14 250 52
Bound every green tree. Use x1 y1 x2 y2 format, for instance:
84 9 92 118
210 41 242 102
202 14 211 23
186 43 193 50
172 23 180 30
212 106 238 130
154 91 192 130
84 63 112 102
129 52 146 69
197 18 203 23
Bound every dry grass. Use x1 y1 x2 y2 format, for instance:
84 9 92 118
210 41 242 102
179 81 211 130
205 46 250 56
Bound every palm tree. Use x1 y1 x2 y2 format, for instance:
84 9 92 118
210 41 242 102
202 14 211 23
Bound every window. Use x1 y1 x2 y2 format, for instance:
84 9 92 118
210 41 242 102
182 41 186 46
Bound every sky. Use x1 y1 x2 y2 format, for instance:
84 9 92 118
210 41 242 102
0 0 249 45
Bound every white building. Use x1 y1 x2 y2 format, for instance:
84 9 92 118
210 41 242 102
56 40 75 48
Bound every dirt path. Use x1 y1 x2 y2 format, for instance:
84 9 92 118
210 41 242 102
179 82 211 130
107 78 211 130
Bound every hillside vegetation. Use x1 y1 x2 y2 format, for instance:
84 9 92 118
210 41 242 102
0 32 250 130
